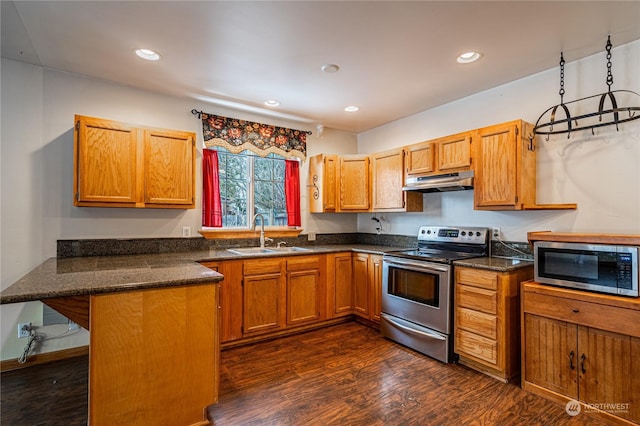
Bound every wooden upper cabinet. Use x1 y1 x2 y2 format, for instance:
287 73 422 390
75 116 138 205
371 148 423 212
405 131 472 178
74 115 195 209
308 154 338 213
436 132 472 172
473 120 531 210
144 129 195 206
338 155 370 211
405 141 435 176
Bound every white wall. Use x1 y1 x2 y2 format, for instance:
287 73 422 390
357 41 640 240
0 59 358 359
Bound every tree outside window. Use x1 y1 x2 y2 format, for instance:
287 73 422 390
216 148 286 228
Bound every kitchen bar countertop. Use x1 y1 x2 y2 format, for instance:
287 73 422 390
454 256 533 272
0 244 410 304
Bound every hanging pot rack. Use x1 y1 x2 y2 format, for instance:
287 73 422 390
533 35 640 141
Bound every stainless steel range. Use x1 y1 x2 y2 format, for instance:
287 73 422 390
381 225 489 363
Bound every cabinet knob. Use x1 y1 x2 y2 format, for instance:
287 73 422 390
572 308 579 313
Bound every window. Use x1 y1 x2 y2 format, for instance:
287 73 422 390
216 147 287 228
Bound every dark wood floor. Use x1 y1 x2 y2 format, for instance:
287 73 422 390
1 322 609 425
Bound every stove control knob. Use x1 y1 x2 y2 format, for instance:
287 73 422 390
476 231 482 237
421 229 426 234
461 231 466 236
426 230 431 234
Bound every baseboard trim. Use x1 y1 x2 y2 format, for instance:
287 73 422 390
1 345 89 373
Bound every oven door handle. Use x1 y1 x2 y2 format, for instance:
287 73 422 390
381 314 446 341
383 258 449 273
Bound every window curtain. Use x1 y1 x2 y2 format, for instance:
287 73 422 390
285 160 301 227
202 149 222 227
199 112 308 161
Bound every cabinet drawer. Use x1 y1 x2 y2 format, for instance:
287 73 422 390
243 258 284 275
456 307 497 339
523 290 640 338
457 284 497 314
456 267 498 290
287 256 321 271
455 328 498 365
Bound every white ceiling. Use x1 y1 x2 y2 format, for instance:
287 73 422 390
2 1 639 134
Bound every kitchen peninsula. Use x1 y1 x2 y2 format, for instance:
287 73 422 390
0 253 223 426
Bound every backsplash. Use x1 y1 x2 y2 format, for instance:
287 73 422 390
57 233 530 258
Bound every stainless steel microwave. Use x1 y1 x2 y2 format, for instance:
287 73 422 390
534 241 639 297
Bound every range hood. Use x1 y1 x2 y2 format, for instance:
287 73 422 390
403 170 474 193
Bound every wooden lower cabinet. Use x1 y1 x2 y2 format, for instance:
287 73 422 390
204 252 383 346
369 254 383 323
89 284 219 425
201 260 243 343
243 258 286 335
353 253 370 317
286 256 324 326
328 252 354 317
522 282 640 425
352 253 383 323
454 265 533 382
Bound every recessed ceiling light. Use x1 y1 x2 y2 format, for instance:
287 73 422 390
264 100 280 107
344 106 359 112
135 48 160 61
457 51 482 64
321 63 340 73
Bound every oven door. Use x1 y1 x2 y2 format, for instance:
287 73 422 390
381 256 451 334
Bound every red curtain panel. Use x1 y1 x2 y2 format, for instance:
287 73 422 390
285 160 301 227
202 149 223 227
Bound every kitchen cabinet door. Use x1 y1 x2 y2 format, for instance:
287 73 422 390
144 129 195 207
75 116 138 205
201 260 244 343
369 254 383 323
286 256 322 326
436 132 472 172
242 259 286 335
352 253 370 318
405 141 435 176
578 327 638 423
473 120 536 210
371 148 422 212
339 155 370 211
523 313 579 398
329 253 353 317
309 154 338 213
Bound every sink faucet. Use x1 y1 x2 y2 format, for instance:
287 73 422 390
276 241 288 248
252 213 272 248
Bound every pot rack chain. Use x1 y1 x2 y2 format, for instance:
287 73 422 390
533 35 640 141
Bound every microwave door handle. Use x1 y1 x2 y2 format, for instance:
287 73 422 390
382 314 446 341
384 259 449 273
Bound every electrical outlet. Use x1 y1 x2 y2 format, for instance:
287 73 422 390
17 322 32 338
491 227 501 241
308 232 316 241
182 226 191 238
68 320 80 331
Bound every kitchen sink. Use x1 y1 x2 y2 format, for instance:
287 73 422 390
226 246 311 255
227 247 276 255
270 246 310 253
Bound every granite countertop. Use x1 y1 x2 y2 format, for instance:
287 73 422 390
454 256 534 272
0 244 409 304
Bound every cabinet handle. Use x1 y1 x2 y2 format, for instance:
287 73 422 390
580 353 587 374
572 308 579 313
569 350 575 370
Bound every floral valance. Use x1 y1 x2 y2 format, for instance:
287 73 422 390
195 111 308 161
